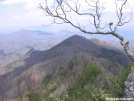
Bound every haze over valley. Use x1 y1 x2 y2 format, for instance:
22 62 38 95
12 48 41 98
0 29 133 68
0 30 72 67
1 0 134 100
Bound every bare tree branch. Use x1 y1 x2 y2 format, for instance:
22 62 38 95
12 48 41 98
39 0 134 63
114 0 132 32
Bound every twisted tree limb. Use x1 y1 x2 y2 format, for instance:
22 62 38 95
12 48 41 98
39 0 133 63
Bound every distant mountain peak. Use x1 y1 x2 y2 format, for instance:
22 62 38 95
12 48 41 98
20 29 27 31
55 34 90 46
66 34 88 41
13 29 31 34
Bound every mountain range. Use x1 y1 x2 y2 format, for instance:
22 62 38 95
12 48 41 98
0 35 130 100
0 29 133 68
0 29 72 67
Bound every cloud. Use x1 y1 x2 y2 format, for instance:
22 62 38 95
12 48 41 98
1 0 54 9
13 15 19 19
1 0 133 11
24 0 45 9
1 0 25 5
11 9 54 27
0 0 133 33
66 0 133 12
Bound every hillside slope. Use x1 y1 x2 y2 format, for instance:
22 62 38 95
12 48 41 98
0 35 130 100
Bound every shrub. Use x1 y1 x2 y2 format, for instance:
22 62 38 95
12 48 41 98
110 64 131 97
42 74 52 86
68 63 102 97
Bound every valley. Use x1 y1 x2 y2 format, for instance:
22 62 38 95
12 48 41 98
0 30 72 68
0 30 134 69
0 0 134 99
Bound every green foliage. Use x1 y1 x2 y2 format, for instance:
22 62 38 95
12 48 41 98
40 97 54 101
20 57 131 101
104 78 110 90
47 84 58 94
110 64 131 97
23 90 40 101
59 66 64 71
58 69 68 78
127 62 133 68
41 84 58 100
68 63 102 97
42 74 52 86
68 60 74 70
56 95 76 101
90 88 111 101
66 87 111 101
25 93 39 101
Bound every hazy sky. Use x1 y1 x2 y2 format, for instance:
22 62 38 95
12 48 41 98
0 0 134 34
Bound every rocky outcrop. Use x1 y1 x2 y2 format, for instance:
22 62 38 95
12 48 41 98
124 67 134 98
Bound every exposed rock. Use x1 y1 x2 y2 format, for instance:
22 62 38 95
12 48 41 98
124 67 134 98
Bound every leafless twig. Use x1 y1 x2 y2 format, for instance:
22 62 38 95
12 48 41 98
39 0 134 62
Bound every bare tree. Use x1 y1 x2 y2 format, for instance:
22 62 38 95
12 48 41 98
0 78 4 101
24 69 33 99
23 68 40 101
39 0 133 64
0 69 8 101
39 0 134 98
16 75 23 100
24 69 34 92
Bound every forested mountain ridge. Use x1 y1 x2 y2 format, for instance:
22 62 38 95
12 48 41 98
0 35 130 101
